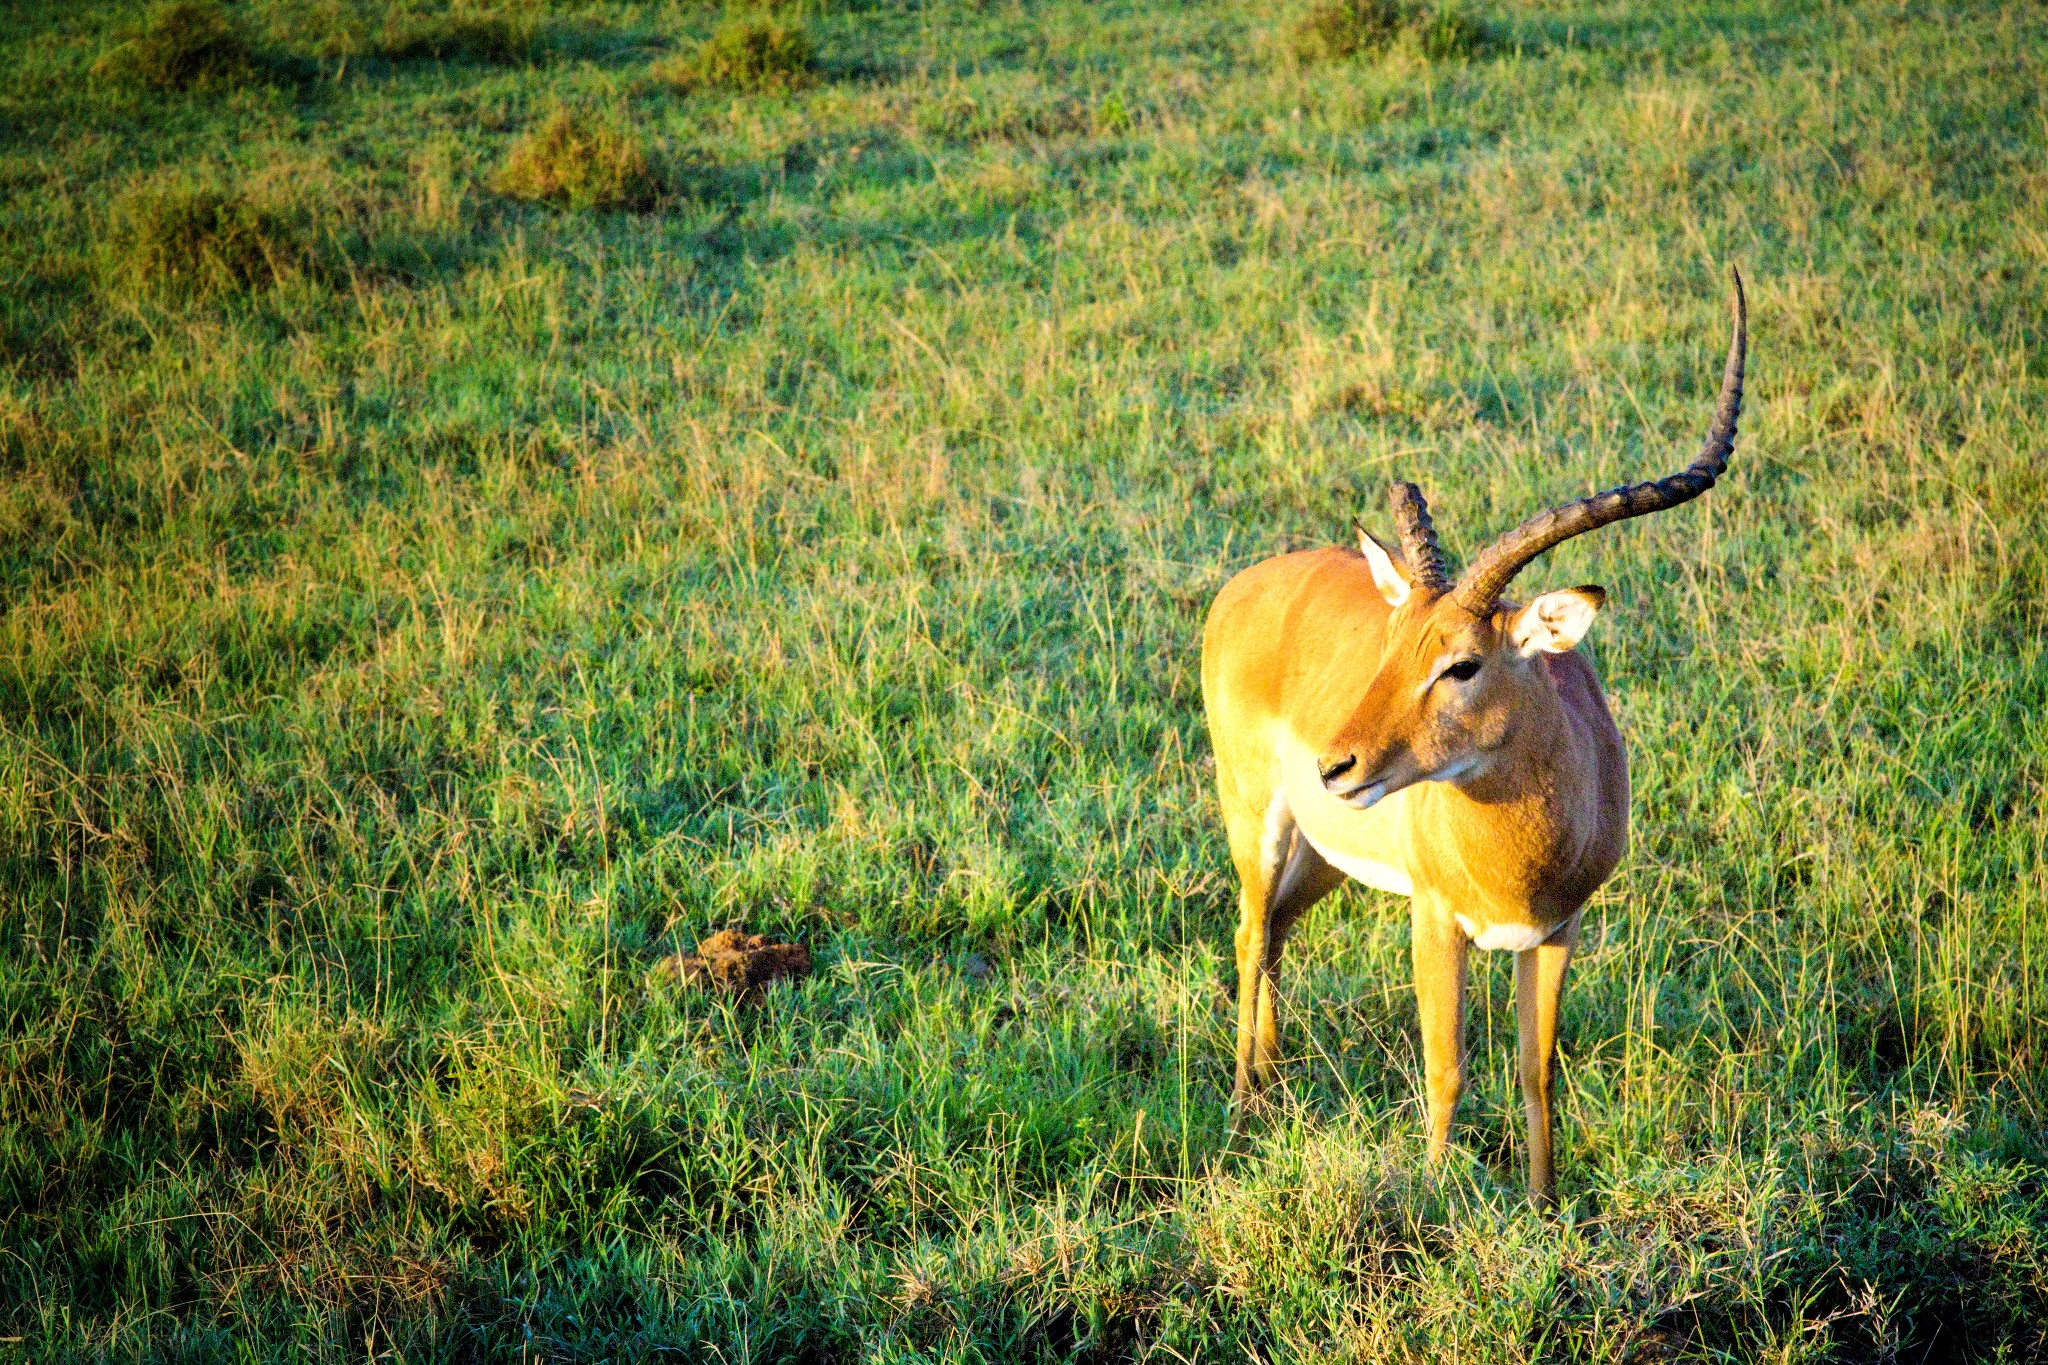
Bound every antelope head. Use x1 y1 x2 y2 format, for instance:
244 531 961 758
1316 270 1747 810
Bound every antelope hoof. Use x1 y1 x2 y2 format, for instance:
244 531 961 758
1229 1087 1274 1134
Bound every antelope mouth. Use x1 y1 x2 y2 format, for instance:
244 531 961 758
1333 779 1387 810
1327 756 1477 810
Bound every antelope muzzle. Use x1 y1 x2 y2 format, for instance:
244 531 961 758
1317 751 1394 809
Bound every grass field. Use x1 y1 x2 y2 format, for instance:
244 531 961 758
3 0 2046 1358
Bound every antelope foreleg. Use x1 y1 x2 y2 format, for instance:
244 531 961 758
1515 914 1581 1208
1410 897 1470 1162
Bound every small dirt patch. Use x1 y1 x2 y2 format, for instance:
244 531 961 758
662 929 812 998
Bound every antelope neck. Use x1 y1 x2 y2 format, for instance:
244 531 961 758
1411 655 1597 903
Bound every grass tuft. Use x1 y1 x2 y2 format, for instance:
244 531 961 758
653 16 817 93
90 0 256 90
109 172 315 293
375 7 538 64
490 107 657 210
1288 0 1484 64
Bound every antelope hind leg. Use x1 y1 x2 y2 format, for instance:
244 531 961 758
1229 795 1340 1113
1253 825 1343 1091
1231 878 1267 1107
1227 796 1281 1107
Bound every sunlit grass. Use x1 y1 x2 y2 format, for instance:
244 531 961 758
1 0 2045 1359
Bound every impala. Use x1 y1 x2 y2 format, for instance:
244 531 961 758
1200 271 1746 1205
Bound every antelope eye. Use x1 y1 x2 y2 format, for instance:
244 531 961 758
1442 659 1482 683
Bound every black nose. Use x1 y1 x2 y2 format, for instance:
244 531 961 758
1318 754 1357 787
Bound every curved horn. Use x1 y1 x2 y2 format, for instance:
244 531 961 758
1389 481 1451 592
1453 267 1748 614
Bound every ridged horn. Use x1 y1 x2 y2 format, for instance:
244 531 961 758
1452 266 1748 614
1389 481 1451 592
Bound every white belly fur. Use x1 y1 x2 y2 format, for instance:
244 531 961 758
1454 915 1552 953
1297 827 1412 897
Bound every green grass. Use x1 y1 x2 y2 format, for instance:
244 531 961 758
2 0 2046 1359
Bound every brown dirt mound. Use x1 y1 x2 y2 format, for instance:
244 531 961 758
664 929 812 998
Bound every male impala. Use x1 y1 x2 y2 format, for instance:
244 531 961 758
1201 272 1746 1205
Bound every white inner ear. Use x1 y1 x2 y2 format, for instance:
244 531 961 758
1511 589 1603 655
1357 530 1410 607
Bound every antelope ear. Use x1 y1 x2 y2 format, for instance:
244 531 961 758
1510 586 1607 655
1356 525 1411 607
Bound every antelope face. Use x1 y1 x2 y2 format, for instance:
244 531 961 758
1313 535 1606 810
